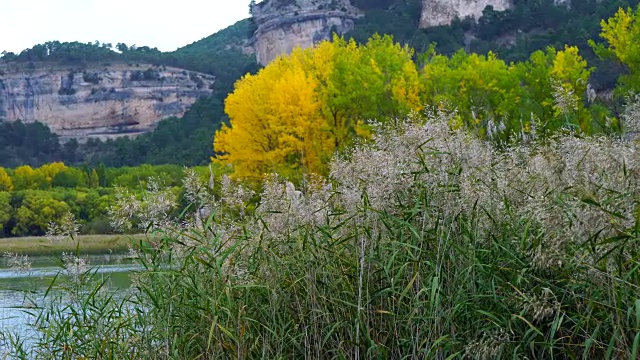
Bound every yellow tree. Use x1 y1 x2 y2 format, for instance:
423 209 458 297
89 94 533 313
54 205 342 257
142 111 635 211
0 167 13 191
12 165 46 190
12 192 71 236
589 6 640 94
215 56 332 181
36 162 67 187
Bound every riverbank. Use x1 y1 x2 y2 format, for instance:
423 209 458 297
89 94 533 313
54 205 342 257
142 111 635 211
0 234 141 255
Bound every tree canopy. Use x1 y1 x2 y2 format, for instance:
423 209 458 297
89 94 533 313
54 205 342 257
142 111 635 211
590 6 640 94
215 35 422 181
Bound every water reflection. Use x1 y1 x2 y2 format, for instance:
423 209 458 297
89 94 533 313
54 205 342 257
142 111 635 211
0 263 141 280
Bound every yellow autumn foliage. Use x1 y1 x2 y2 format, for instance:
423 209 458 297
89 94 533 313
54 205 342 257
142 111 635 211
215 56 332 181
37 162 67 185
590 6 640 93
214 34 422 181
13 165 43 190
0 167 13 191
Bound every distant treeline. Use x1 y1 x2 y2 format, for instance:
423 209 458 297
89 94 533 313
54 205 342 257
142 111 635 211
0 163 226 238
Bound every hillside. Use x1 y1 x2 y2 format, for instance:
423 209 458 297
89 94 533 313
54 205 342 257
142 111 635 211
0 20 259 167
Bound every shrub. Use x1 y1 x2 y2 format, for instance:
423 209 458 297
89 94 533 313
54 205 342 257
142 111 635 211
82 71 101 85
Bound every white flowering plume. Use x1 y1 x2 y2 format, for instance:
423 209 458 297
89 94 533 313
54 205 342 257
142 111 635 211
185 109 635 280
46 211 80 242
3 252 32 273
108 178 176 233
220 175 254 219
61 252 89 282
552 79 579 116
182 168 211 206
255 174 333 240
623 94 640 138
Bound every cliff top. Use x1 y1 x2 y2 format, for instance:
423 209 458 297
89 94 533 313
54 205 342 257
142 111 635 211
252 0 362 28
0 61 215 81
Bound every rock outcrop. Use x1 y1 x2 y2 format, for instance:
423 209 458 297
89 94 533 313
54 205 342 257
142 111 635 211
419 0 512 28
0 64 214 140
251 0 362 65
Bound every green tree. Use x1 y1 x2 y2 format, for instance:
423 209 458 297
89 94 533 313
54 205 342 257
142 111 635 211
52 167 88 188
12 191 71 236
36 162 67 187
12 165 47 190
420 45 594 140
0 192 11 235
89 169 100 188
421 49 522 138
299 35 422 150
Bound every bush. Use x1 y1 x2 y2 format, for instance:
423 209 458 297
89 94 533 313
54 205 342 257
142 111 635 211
82 71 102 85
81 217 113 234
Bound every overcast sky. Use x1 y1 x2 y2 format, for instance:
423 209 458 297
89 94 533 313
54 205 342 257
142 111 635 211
0 0 253 54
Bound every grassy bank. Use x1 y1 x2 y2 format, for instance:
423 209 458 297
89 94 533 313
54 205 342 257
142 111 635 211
0 234 139 255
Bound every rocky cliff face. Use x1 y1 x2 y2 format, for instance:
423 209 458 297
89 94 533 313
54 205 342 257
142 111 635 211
419 0 512 28
251 0 362 65
0 64 214 140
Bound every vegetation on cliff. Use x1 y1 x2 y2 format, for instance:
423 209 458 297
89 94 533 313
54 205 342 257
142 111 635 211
349 0 640 89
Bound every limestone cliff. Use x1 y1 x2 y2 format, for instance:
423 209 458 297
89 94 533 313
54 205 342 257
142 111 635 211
420 0 512 28
0 64 214 140
251 0 362 65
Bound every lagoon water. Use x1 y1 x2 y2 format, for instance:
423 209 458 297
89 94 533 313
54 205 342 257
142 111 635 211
0 253 139 354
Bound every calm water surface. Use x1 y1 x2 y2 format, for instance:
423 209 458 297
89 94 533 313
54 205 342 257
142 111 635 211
0 253 140 353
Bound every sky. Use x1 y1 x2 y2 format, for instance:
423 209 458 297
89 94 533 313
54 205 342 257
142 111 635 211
0 0 253 54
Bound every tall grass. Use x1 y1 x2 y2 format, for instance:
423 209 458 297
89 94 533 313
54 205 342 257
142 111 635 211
3 104 640 359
